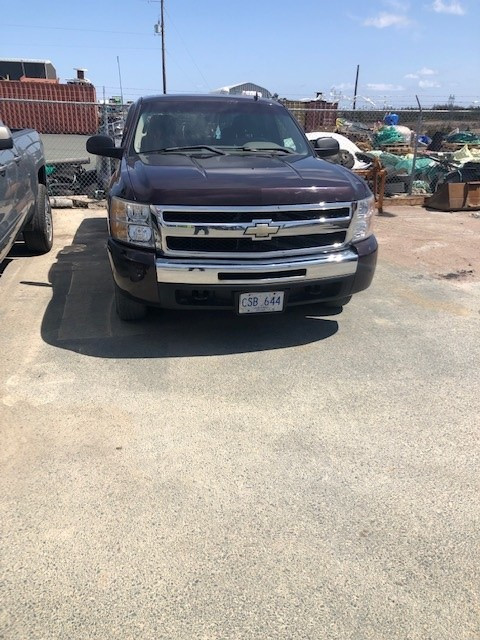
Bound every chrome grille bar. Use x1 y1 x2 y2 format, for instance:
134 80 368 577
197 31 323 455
153 202 354 259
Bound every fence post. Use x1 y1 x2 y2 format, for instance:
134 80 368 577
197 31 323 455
408 95 423 196
97 87 112 192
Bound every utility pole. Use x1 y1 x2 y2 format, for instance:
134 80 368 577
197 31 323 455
353 65 360 111
153 0 167 94
160 0 166 94
116 56 124 107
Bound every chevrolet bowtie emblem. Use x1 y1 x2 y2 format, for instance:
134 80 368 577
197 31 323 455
244 220 281 241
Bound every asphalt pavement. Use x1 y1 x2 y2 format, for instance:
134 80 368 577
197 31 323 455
1 209 479 640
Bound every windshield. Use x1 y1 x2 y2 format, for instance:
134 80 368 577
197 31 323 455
132 100 311 156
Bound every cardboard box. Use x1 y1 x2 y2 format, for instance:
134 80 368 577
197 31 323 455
426 182 480 211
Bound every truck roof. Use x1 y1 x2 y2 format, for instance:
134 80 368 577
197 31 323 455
139 94 279 107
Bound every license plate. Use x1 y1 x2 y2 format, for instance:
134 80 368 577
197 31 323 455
238 291 285 314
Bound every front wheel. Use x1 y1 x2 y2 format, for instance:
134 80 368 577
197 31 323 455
23 184 53 254
338 150 355 169
114 285 148 321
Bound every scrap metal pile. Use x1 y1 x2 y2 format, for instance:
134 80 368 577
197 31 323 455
310 113 480 205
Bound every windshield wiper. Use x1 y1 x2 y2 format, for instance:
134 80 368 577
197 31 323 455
142 145 226 155
239 145 297 154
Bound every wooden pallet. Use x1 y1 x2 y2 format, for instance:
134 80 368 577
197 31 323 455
384 194 427 206
355 141 373 151
442 142 480 152
379 144 412 155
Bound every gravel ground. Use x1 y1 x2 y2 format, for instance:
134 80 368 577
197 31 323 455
0 207 479 640
375 204 480 280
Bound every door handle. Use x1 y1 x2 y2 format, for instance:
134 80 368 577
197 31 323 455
13 155 21 164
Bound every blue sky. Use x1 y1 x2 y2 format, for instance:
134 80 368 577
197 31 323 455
3 0 479 106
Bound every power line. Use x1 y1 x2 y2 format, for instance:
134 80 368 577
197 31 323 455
163 48 204 93
3 23 147 36
164 7 211 92
15 43 162 51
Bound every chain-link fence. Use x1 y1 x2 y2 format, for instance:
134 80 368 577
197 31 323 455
1 94 479 201
0 92 125 200
288 103 480 198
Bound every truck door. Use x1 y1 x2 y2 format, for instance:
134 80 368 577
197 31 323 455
0 140 20 261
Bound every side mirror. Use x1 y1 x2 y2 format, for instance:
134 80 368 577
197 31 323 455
86 135 123 159
314 137 340 158
0 125 13 151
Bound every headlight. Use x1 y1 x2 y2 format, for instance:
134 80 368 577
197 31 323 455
109 197 154 247
351 195 375 243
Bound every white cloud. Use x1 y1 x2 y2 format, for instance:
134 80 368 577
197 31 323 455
363 12 411 28
405 67 438 79
367 83 406 92
330 83 355 92
385 0 410 9
419 80 441 88
431 0 466 15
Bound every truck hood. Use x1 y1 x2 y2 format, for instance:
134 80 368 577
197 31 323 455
122 153 370 206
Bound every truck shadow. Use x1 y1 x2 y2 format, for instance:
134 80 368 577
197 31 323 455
1 240 37 276
40 217 340 358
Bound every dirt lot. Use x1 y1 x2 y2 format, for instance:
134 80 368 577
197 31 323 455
1 206 479 640
375 204 479 281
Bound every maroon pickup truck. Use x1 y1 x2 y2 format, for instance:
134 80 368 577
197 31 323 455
87 94 377 320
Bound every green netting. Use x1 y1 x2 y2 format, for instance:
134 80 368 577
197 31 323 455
394 157 434 174
446 132 480 144
369 151 398 168
373 126 406 147
412 180 432 194
375 153 435 175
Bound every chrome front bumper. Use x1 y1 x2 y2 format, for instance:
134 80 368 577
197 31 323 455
156 248 358 286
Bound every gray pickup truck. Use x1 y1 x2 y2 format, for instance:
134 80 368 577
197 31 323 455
0 120 53 263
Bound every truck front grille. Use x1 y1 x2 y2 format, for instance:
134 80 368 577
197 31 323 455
166 232 346 253
162 208 351 224
154 203 353 259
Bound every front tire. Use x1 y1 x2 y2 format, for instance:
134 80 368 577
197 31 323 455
23 184 53 254
338 150 355 169
114 285 147 321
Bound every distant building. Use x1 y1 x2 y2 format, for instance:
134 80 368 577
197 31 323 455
213 82 273 99
66 68 93 86
0 58 57 82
